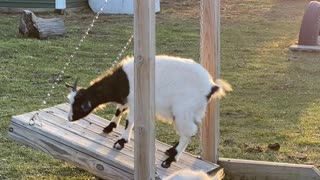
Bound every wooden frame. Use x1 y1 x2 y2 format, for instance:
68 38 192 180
200 0 220 164
7 0 320 179
219 158 320 179
9 104 221 179
198 0 320 179
133 0 156 179
132 0 221 178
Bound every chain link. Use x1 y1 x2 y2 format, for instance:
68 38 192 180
29 112 42 127
198 0 205 159
30 0 134 124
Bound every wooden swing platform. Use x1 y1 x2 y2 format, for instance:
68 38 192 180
8 103 224 180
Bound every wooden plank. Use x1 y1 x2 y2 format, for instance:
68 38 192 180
14 106 320 180
9 123 132 180
219 158 320 180
289 45 320 52
31 108 201 174
134 0 156 179
200 0 220 163
55 103 218 172
9 104 221 179
51 106 213 172
10 114 134 174
288 45 320 61
50 109 218 177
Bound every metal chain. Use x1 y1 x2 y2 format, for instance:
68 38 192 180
29 0 109 125
45 0 110 101
29 112 42 127
29 0 134 125
198 0 205 159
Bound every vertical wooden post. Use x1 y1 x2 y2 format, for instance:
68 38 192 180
134 0 155 179
200 0 220 163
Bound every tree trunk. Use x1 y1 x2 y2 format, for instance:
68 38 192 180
19 10 66 39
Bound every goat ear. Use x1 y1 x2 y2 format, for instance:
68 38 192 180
65 83 74 90
65 78 79 92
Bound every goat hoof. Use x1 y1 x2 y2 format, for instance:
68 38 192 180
103 122 117 134
161 157 175 168
165 142 179 156
113 138 127 150
161 161 171 168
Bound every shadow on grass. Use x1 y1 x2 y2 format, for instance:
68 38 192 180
219 0 320 169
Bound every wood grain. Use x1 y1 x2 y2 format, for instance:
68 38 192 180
219 158 320 180
8 104 221 179
133 0 156 179
200 0 220 163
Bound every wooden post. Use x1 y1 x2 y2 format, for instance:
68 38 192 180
200 0 220 163
133 0 155 179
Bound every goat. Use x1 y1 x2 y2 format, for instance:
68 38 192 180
66 55 232 168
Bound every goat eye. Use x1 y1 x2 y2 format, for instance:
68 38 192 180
81 102 91 112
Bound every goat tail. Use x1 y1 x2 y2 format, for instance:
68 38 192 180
210 79 232 100
216 79 232 92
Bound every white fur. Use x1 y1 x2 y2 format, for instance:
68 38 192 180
67 91 77 121
114 55 231 161
123 55 216 123
109 105 127 126
163 169 211 180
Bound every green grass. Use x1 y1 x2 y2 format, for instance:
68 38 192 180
1 0 320 179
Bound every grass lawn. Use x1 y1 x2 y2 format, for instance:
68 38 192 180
1 0 319 179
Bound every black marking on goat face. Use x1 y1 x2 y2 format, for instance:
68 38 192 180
206 86 220 100
70 89 94 121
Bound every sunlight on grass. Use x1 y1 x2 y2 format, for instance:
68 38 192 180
1 0 320 179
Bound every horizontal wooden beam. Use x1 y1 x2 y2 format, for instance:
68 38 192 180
288 45 320 61
219 158 320 180
8 104 220 179
289 45 320 52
